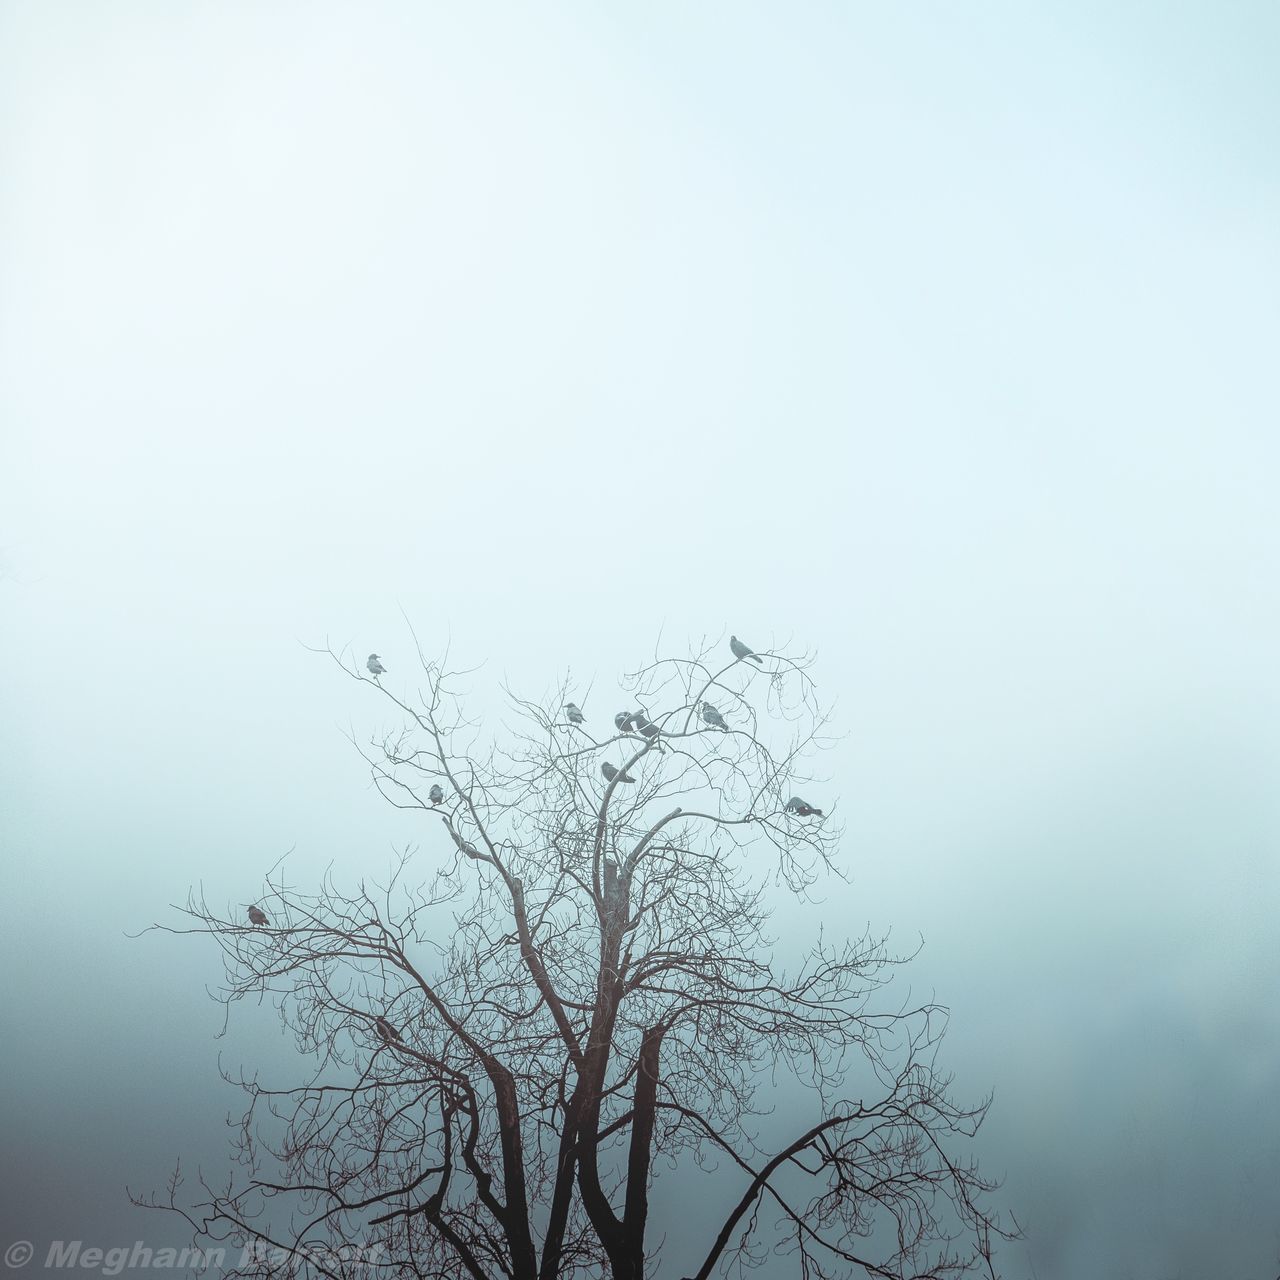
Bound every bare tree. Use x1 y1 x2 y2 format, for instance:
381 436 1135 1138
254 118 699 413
139 635 1013 1280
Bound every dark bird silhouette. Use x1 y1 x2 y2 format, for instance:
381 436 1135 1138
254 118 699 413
785 796 824 817
601 762 636 784
374 1015 403 1044
633 711 661 739
730 635 764 665
700 702 729 731
367 653 386 676
564 702 585 725
247 905 269 927
429 783 444 806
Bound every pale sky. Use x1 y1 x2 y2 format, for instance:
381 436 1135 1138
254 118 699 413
2 4 1279 1277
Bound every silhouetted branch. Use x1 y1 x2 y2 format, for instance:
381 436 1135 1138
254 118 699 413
141 634 1012 1280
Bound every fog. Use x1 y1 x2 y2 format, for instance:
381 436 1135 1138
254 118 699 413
3 4 1279 1277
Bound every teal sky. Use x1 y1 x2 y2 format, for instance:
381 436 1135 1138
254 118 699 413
2 5 1279 1277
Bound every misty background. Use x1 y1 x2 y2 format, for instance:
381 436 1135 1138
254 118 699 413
2 4 1278 1278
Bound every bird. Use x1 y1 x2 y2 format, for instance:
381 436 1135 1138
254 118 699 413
601 762 636 784
614 711 632 732
374 1015 403 1044
730 635 764 665
564 702 585 725
633 711 661 739
784 796 824 817
428 783 444 806
367 654 386 676
700 702 729 731
247 905 269 927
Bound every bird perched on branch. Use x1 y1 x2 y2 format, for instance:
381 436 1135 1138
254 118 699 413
247 905 269 927
367 654 386 676
601 762 636 784
730 635 764 665
564 702 585 725
374 1015 403 1044
785 796 824 817
429 783 444 806
633 711 661 739
700 702 729 731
